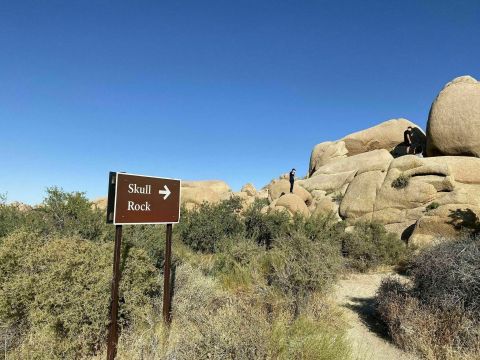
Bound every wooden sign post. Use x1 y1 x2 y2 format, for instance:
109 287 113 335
106 172 181 359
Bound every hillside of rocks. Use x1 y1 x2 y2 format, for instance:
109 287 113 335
177 75 480 248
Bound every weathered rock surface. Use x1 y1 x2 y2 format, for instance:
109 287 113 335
182 180 231 193
341 118 425 156
333 153 480 246
299 171 356 192
241 183 257 196
310 149 393 177
181 180 232 209
427 156 480 184
302 115 480 247
309 141 348 176
340 171 386 220
92 197 108 210
426 76 480 157
409 204 480 248
313 196 339 217
273 193 310 217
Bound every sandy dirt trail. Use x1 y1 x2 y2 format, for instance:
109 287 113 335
333 272 418 360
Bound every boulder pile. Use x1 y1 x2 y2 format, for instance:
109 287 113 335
298 75 480 247
244 75 480 248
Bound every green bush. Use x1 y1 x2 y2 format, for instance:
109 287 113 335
426 202 440 211
1 188 111 243
0 231 159 359
376 236 480 359
123 224 165 269
0 198 27 239
342 222 407 272
243 199 290 247
177 197 245 253
291 212 345 245
391 174 410 189
27 187 110 242
211 236 267 290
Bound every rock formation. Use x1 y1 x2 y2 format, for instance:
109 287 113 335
92 75 480 249
426 76 480 157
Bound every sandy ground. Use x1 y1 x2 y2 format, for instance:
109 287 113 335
333 272 419 360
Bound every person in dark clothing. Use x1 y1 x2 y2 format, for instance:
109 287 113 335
404 126 413 154
289 168 296 193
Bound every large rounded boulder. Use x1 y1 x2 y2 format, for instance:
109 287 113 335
181 180 232 209
341 118 424 156
270 193 310 217
426 75 480 157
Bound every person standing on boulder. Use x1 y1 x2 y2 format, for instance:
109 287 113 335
404 126 413 154
289 168 296 193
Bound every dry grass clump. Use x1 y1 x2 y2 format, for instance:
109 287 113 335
166 264 271 359
376 236 480 359
105 264 351 360
270 292 350 360
268 232 343 313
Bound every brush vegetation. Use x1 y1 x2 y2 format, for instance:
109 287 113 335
0 189 409 359
376 235 480 359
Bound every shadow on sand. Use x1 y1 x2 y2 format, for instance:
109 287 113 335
343 296 391 341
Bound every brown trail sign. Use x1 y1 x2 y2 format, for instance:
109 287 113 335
108 172 181 224
106 172 181 360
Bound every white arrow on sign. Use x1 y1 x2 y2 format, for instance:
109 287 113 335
158 185 171 200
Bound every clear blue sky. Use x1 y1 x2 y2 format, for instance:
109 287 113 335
1 0 479 204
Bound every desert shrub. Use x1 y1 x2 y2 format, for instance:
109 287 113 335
211 236 268 290
342 222 407 272
0 200 27 239
377 277 480 359
123 224 166 269
377 236 480 359
95 260 352 360
109 264 351 360
243 200 290 247
0 194 26 243
0 231 159 359
251 197 269 208
291 212 345 246
411 236 480 316
426 202 440 211
177 197 245 253
26 187 110 242
268 232 343 312
391 174 410 189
